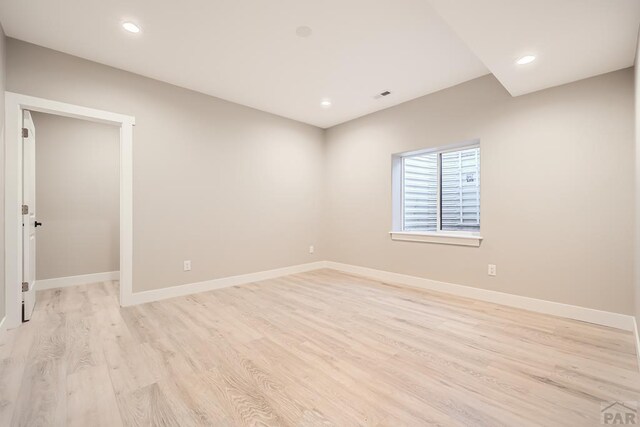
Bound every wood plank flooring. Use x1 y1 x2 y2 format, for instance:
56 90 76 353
1 269 639 426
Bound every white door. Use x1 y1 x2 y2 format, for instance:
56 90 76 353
22 110 37 321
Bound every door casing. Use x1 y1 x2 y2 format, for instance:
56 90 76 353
4 92 135 329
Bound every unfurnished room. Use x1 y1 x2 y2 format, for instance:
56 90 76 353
0 1 640 426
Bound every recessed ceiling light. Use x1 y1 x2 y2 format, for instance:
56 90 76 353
516 55 536 65
122 22 141 33
296 26 312 38
320 99 332 108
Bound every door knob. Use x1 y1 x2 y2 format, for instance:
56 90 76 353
34 221 42 228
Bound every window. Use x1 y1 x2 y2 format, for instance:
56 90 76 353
391 142 482 246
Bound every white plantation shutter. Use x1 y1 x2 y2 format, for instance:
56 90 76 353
441 147 480 231
401 145 480 233
403 153 438 231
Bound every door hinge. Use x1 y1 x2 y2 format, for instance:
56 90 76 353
22 128 28 138
22 282 29 292
22 205 29 215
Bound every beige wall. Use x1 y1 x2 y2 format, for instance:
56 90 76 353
5 37 636 316
6 39 324 293
31 112 119 280
324 69 635 314
0 27 5 320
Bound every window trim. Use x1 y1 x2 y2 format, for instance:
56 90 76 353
391 139 482 246
389 231 483 247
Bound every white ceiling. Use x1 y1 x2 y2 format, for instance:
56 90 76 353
0 0 488 128
0 1 638 128
427 0 640 96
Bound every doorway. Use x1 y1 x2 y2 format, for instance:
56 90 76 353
5 92 135 329
21 111 121 321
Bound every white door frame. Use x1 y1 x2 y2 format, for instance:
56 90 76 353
4 92 135 329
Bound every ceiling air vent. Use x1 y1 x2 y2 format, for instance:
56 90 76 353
374 90 392 100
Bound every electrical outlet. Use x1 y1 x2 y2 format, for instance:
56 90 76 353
309 245 315 254
488 264 497 276
184 260 192 271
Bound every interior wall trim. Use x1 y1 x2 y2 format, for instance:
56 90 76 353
30 260 638 366
127 259 635 332
128 262 327 305
4 91 135 329
36 271 120 290
324 261 637 332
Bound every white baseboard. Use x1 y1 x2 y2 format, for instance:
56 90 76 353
128 261 327 305
0 315 6 333
25 260 640 370
324 261 637 331
39 259 628 334
127 259 635 332
36 271 120 290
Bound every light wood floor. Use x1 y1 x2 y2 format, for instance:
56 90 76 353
0 269 639 426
